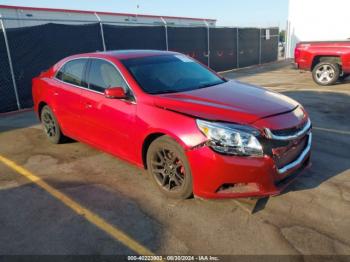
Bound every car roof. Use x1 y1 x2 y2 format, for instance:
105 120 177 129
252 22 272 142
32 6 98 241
54 50 183 72
78 50 180 60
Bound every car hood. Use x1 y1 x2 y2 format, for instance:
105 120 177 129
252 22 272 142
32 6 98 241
153 80 299 125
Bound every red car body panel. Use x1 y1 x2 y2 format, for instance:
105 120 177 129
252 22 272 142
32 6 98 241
32 50 312 199
187 147 311 198
252 106 307 130
153 81 299 124
294 41 350 73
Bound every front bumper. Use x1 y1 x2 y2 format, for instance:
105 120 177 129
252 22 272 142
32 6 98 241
186 133 312 199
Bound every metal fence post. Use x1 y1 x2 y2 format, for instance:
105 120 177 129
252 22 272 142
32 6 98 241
160 17 169 51
236 28 239 68
0 15 21 110
94 12 106 51
259 28 262 65
204 20 210 67
285 21 290 59
277 28 279 61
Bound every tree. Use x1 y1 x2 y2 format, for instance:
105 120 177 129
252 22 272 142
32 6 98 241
279 30 286 43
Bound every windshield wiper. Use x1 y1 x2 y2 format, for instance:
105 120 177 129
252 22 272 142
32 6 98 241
150 81 224 95
149 89 179 95
198 81 224 89
178 81 223 92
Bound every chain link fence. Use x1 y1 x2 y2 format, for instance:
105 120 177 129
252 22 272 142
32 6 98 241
0 17 20 112
0 16 279 113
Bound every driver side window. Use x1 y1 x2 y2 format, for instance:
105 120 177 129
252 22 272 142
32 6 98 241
87 59 128 93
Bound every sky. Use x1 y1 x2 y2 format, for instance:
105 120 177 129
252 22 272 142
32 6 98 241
0 0 289 28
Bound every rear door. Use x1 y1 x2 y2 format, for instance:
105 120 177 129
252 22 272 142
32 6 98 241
53 58 88 138
80 58 137 159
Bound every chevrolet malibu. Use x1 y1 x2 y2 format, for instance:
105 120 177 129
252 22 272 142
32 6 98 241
32 50 312 199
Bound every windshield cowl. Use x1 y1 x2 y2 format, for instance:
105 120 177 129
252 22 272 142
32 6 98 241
148 79 226 95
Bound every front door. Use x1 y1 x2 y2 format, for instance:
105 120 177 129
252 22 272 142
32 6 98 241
80 58 137 159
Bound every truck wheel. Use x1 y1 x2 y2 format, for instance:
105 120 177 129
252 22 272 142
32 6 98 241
312 62 340 86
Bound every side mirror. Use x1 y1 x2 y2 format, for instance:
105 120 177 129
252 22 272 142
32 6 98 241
104 87 127 99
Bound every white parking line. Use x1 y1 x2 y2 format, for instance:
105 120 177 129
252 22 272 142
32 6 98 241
313 127 350 136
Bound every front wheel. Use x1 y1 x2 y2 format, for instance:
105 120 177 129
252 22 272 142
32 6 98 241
312 62 340 86
146 136 193 199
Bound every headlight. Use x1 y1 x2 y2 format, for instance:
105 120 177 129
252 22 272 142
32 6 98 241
196 119 263 157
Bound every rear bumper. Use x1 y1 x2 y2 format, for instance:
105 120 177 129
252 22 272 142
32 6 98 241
186 135 311 199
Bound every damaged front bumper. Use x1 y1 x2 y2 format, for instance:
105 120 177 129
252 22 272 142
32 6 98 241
186 129 312 199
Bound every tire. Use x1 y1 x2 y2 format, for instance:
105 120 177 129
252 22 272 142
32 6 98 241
40 105 65 144
146 136 193 199
312 62 340 86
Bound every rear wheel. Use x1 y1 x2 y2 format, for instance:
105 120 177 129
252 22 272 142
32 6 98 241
146 136 193 199
312 62 340 86
40 105 65 144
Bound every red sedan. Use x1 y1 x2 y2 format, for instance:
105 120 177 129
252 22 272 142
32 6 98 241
32 50 312 199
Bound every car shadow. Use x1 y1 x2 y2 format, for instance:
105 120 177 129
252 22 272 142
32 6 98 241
0 110 39 133
337 76 350 85
0 110 76 143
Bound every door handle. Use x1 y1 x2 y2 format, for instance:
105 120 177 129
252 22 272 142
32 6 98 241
53 91 59 96
85 103 92 109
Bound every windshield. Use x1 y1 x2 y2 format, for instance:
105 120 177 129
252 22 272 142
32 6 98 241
121 54 225 94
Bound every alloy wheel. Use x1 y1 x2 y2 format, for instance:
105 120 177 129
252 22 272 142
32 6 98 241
150 148 186 191
42 111 56 137
315 64 335 84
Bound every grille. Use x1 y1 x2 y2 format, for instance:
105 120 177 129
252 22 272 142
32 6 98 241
275 156 310 187
272 135 308 169
271 120 309 137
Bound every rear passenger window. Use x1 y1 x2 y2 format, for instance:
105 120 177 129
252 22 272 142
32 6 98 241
56 59 87 87
87 59 128 93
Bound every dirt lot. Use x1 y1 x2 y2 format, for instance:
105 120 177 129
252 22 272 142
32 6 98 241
0 61 349 256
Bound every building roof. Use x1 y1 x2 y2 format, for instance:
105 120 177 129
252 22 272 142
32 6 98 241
0 4 216 22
